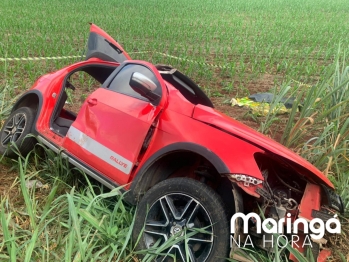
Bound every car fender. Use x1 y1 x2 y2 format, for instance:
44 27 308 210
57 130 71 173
11 90 43 135
193 104 334 188
137 142 229 173
125 142 230 205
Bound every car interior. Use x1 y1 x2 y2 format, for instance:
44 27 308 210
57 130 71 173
155 64 214 108
51 65 117 136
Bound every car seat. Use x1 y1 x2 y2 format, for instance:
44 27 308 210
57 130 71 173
52 91 75 136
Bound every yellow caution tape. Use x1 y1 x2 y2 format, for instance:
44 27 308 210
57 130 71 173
0 52 312 90
0 52 150 62
0 51 229 68
0 55 82 62
291 79 312 88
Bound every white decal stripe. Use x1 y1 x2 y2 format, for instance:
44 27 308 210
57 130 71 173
67 126 133 175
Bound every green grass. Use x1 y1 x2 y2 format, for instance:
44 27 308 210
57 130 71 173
1 0 349 261
0 150 138 261
1 0 349 91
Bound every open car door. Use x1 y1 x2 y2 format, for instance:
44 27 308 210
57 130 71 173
62 61 167 186
86 23 131 63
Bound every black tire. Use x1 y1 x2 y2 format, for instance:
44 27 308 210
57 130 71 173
133 178 230 262
0 107 36 158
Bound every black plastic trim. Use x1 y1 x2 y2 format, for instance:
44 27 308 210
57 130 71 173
321 184 344 214
311 210 333 221
66 153 121 190
86 32 128 63
126 142 229 205
37 136 121 191
160 69 214 108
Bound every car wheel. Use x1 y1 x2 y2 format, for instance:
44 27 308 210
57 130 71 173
0 107 36 158
133 178 230 262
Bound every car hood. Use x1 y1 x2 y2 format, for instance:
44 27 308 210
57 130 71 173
192 104 334 188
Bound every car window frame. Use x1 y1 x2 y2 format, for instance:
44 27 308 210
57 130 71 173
102 62 162 104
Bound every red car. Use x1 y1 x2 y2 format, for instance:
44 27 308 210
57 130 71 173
0 24 343 261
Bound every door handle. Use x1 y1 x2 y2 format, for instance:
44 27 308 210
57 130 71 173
87 98 97 106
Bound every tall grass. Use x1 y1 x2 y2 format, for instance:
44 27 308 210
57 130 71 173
258 48 349 211
0 143 138 261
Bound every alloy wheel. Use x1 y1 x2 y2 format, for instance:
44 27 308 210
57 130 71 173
144 193 213 262
1 112 27 146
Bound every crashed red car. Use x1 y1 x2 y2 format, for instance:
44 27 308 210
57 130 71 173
0 24 343 261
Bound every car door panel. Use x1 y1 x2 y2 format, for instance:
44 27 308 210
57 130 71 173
64 96 159 184
86 23 131 63
63 62 165 185
65 125 133 177
93 88 161 122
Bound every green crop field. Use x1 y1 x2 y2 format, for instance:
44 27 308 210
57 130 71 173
1 0 349 261
2 0 349 91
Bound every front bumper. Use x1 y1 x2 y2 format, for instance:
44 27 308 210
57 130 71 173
292 183 343 262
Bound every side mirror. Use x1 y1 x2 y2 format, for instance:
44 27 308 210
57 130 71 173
129 72 160 103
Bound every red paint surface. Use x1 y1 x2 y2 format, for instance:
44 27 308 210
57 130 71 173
299 183 321 221
317 249 331 262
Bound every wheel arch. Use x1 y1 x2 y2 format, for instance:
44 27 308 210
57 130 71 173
126 142 230 205
11 90 43 134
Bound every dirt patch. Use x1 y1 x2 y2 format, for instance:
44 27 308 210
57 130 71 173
0 163 19 197
247 73 276 92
